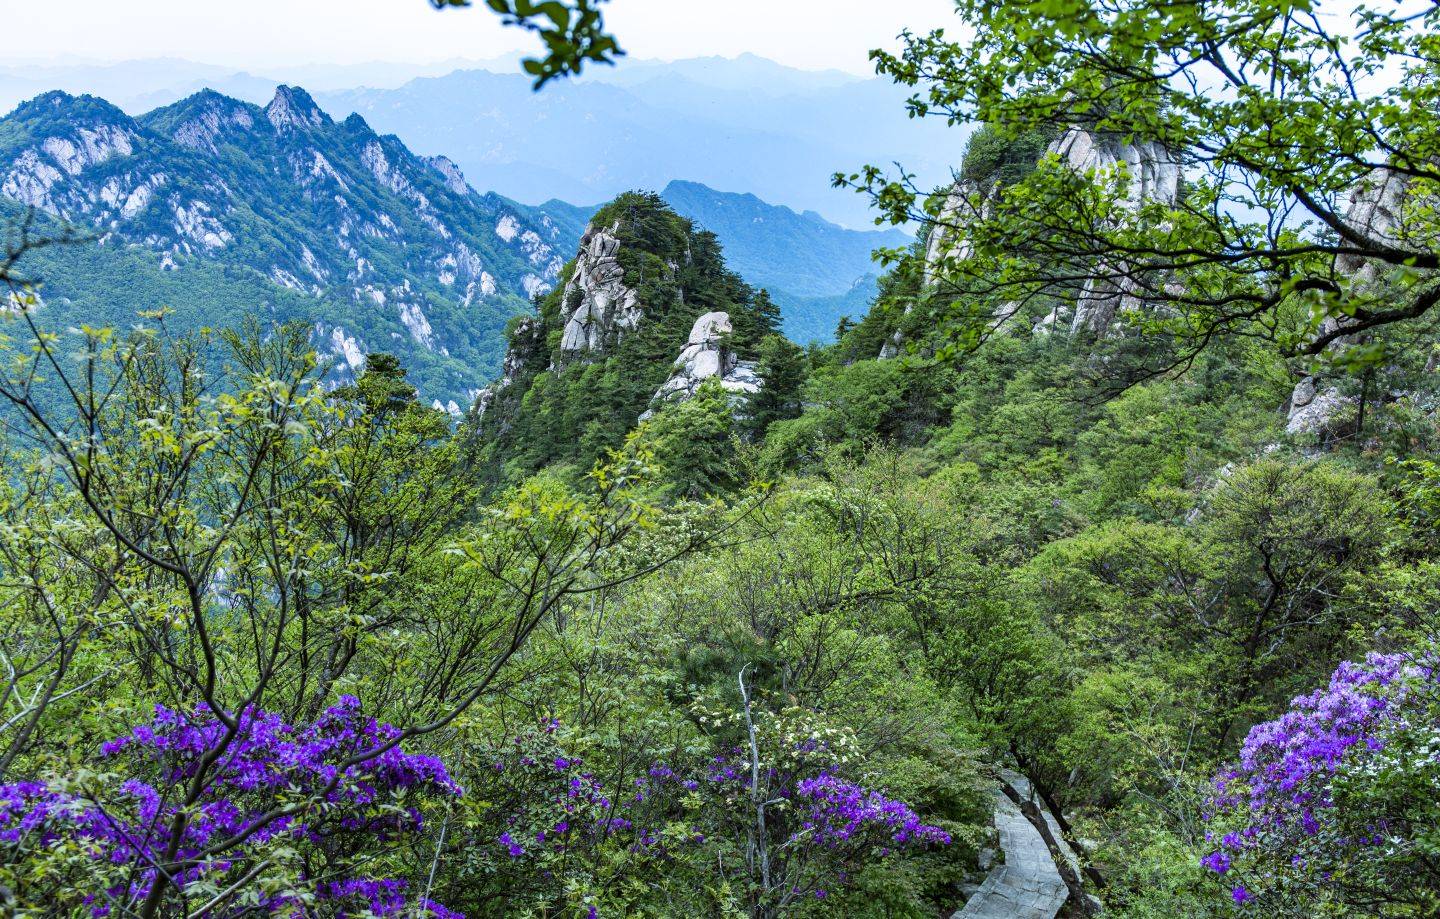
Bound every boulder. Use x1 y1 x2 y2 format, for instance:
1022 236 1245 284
641 311 763 421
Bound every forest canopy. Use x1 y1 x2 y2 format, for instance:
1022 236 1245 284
0 0 1439 916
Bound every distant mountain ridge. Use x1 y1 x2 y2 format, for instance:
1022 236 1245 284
660 179 906 292
0 86 571 407
2 55 967 227
316 59 964 228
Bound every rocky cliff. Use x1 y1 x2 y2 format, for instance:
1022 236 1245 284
465 191 784 486
890 125 1182 358
1048 127 1181 337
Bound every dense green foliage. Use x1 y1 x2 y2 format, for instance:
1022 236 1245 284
5 0 1440 915
4 143 1440 913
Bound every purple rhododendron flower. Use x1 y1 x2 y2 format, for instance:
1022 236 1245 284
0 699 462 916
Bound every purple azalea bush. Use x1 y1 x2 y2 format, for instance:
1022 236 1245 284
1200 651 1440 911
686 745 953 909
0 697 463 917
446 725 951 915
0 708 952 917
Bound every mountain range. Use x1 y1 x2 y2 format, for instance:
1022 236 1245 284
0 86 570 410
0 54 967 228
0 82 904 406
318 62 961 228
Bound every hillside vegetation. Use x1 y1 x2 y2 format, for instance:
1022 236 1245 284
1 0 1440 915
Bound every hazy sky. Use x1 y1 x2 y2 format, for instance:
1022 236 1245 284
7 0 960 75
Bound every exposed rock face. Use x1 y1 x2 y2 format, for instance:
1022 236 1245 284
641 311 762 420
876 178 999 359
559 222 643 355
878 330 904 360
923 178 999 285
1285 377 1355 437
472 315 544 421
169 92 255 154
1046 127 1181 337
1048 128 1180 211
425 155 470 195
1284 167 1409 439
890 126 1181 358
0 99 142 218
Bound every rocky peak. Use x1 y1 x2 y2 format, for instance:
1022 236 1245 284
10 91 132 128
1335 168 1407 281
425 155 471 196
558 221 643 356
156 91 258 154
0 94 142 217
897 126 1183 359
642 311 762 420
266 85 328 133
0 85 573 409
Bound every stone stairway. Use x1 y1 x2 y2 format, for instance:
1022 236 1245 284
952 772 1072 919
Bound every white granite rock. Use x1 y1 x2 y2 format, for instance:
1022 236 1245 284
641 311 764 420
559 222 643 354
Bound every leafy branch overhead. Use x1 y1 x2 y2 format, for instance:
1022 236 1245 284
430 0 624 86
839 0 1440 387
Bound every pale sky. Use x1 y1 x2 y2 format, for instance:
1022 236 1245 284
4 0 960 75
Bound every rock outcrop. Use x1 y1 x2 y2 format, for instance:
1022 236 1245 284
888 126 1180 358
923 178 1000 286
1284 167 1409 439
558 222 644 355
1047 127 1181 337
1048 128 1180 212
641 311 762 421
472 315 544 421
880 178 1000 360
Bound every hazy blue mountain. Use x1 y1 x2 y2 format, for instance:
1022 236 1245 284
659 180 906 297
0 86 573 408
657 180 905 342
318 58 966 227
506 196 597 249
770 277 881 345
5 55 968 226
587 52 861 94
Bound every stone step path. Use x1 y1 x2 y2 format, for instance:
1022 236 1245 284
952 773 1070 919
